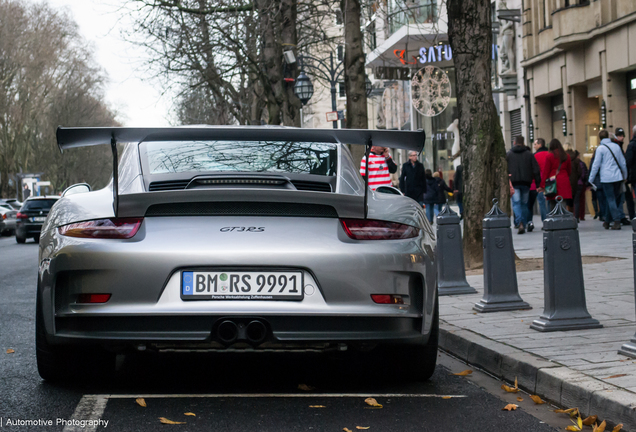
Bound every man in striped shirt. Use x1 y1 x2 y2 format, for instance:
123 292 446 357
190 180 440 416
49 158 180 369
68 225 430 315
360 146 398 190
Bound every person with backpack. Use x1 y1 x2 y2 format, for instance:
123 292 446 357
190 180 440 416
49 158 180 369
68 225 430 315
588 129 628 230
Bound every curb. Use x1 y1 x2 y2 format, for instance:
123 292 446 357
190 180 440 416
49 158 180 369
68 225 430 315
439 321 636 431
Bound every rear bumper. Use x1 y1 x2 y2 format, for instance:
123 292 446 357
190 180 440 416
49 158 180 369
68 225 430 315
50 315 427 347
17 222 43 236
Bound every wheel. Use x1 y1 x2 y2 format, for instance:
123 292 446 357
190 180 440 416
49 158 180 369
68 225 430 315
36 295 115 382
392 295 439 381
16 233 26 244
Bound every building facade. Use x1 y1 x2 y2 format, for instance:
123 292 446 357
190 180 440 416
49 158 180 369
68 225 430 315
522 0 636 155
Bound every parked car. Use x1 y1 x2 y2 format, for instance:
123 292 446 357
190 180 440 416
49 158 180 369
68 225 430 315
0 199 22 210
36 126 437 382
16 196 59 243
0 207 17 236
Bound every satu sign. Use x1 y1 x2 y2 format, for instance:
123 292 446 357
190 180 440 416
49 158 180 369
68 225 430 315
416 44 498 64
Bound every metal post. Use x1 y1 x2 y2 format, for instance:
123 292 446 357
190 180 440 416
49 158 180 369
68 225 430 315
436 203 477 296
474 199 531 312
330 53 338 130
530 197 602 331
619 219 636 356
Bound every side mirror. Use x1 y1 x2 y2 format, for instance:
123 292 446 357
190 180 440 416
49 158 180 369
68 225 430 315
375 185 403 196
61 183 91 197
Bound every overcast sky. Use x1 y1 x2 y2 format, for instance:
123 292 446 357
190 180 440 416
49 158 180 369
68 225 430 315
44 0 173 126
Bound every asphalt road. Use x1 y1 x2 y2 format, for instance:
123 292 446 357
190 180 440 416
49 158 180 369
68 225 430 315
0 235 573 431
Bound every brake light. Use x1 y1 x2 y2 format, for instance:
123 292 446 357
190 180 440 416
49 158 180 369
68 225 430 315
16 212 28 219
371 294 405 304
58 218 143 239
2 214 6 220
340 219 419 240
77 294 111 303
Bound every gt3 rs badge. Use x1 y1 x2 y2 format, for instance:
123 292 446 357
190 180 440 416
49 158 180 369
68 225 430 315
220 227 265 232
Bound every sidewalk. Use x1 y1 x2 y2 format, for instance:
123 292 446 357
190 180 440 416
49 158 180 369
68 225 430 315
438 217 636 430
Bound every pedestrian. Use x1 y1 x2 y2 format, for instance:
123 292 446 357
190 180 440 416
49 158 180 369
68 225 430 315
507 136 541 234
588 129 628 230
625 125 636 218
433 171 453 217
577 154 589 221
423 169 439 223
453 164 464 218
540 138 572 213
567 149 584 222
612 128 634 223
23 184 30 200
589 147 607 221
530 138 550 222
399 151 427 205
360 146 397 190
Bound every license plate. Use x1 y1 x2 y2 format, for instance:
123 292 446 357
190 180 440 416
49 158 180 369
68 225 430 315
181 271 304 300
32 217 46 222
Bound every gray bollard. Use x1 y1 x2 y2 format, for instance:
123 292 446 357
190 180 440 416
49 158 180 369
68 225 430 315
530 197 602 332
618 219 636 357
474 199 531 312
436 203 477 296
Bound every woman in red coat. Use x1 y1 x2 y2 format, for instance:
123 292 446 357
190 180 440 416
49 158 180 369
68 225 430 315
540 139 573 212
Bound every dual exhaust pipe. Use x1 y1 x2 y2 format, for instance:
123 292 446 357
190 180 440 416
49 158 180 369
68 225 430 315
216 319 268 345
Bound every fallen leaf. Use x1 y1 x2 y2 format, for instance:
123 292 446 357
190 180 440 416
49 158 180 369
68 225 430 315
582 415 598 425
555 407 579 418
356 427 370 430
451 370 472 376
136 398 147 407
612 424 623 432
184 413 196 417
604 374 627 379
501 384 520 393
514 376 518 388
516 397 523 402
530 395 545 404
502 404 517 411
593 420 606 432
565 416 583 431
309 405 325 408
364 398 382 408
158 417 185 425
343 428 352 432
6 349 14 354
442 396 452 399
298 384 315 391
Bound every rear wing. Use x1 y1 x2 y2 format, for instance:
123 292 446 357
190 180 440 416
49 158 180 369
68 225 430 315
56 126 426 218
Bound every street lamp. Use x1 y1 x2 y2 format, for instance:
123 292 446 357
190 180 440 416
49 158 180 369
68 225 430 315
293 71 314 105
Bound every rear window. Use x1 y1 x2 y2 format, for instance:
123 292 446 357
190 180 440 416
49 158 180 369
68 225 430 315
23 199 57 211
143 141 337 176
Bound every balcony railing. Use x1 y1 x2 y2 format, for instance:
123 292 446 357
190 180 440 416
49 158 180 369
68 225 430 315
388 1 438 35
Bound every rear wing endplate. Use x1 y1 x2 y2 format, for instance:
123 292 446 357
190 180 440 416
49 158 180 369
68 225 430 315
56 126 426 218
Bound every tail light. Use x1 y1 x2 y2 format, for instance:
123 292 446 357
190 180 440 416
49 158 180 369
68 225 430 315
2 214 6 220
340 219 419 240
371 294 405 304
59 218 142 239
16 212 28 219
77 294 111 303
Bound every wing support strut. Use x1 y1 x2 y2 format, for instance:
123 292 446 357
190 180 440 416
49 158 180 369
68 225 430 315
111 136 119 217
363 138 371 219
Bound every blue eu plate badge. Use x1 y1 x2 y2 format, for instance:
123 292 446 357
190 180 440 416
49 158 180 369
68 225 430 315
182 272 194 295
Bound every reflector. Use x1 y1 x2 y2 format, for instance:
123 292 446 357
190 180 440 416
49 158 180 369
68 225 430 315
77 294 111 303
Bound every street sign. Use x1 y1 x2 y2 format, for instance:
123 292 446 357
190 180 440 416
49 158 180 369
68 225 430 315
337 110 345 120
326 111 338 122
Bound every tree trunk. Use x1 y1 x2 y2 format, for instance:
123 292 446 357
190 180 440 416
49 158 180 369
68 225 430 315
280 0 301 127
448 0 509 269
340 0 368 165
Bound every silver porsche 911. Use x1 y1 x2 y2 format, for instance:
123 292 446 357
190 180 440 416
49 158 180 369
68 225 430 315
36 126 438 382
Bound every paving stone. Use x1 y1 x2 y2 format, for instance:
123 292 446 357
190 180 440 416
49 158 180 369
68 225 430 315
589 389 636 431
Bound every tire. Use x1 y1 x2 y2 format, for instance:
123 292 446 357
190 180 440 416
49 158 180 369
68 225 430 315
36 295 115 382
16 233 26 244
394 295 439 381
